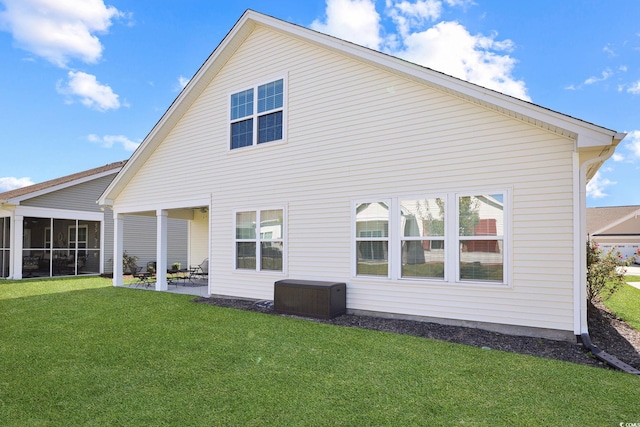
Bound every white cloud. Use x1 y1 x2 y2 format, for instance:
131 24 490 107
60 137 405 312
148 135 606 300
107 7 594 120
603 44 616 57
0 0 123 67
586 171 615 199
386 0 443 37
311 0 383 49
396 21 528 100
88 133 140 151
627 81 640 95
57 71 120 111
312 0 530 101
584 68 613 85
625 130 640 158
176 75 190 91
0 176 34 192
611 152 624 162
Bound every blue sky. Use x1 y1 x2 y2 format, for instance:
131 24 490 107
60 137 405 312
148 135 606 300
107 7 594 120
0 0 638 207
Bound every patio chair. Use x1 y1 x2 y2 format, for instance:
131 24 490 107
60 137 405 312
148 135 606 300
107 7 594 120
23 256 40 277
131 264 155 288
189 258 208 281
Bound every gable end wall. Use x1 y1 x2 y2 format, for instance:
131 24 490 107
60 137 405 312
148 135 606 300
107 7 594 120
113 26 577 332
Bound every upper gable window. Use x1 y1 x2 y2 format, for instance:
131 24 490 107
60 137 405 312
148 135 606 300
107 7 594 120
230 78 284 150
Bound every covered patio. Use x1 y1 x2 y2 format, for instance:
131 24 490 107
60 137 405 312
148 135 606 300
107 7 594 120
109 201 210 294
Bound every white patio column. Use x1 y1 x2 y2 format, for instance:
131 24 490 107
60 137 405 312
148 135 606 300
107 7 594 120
113 213 124 287
155 209 168 291
12 214 23 280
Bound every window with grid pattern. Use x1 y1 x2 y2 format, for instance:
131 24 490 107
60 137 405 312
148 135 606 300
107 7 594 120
230 79 284 149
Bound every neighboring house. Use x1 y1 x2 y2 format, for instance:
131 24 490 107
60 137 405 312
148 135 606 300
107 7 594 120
587 205 640 262
98 10 625 340
0 161 188 279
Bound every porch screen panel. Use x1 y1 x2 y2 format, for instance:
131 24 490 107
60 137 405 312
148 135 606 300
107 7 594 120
53 218 73 276
22 217 50 278
0 218 9 278
77 220 100 275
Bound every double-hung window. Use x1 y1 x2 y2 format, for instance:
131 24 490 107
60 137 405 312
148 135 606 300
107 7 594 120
235 209 284 272
355 202 390 276
400 198 445 279
457 194 504 282
230 79 284 149
354 192 507 284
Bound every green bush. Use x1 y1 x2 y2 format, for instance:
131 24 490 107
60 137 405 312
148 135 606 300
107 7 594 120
586 240 636 302
122 251 138 274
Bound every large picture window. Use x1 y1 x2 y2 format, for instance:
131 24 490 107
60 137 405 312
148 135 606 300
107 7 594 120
230 78 284 149
354 192 507 285
235 209 284 272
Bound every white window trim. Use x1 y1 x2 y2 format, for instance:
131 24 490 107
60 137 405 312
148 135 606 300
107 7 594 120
353 199 392 279
395 194 449 282
352 190 511 287
454 191 509 285
233 207 287 275
227 75 288 151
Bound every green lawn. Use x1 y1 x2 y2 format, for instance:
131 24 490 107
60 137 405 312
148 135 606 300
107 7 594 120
603 277 640 331
1 278 639 426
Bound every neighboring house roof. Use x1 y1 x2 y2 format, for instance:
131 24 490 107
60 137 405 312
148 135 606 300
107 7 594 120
587 205 640 236
0 161 126 205
98 9 625 205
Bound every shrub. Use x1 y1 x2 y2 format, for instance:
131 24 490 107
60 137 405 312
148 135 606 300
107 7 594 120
122 251 139 274
586 240 636 302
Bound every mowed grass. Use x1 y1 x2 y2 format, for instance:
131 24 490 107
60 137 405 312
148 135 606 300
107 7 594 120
603 277 640 331
1 278 639 426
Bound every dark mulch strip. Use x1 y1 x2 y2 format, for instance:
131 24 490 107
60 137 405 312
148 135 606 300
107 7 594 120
193 296 640 372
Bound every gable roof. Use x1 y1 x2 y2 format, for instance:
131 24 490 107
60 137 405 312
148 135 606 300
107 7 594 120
587 206 640 236
98 9 625 205
0 161 126 206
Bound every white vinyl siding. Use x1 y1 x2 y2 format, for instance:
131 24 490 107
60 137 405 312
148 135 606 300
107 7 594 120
21 175 114 211
189 209 209 269
113 25 577 332
121 215 189 271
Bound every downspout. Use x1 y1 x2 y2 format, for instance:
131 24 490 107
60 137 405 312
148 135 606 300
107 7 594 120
576 140 640 375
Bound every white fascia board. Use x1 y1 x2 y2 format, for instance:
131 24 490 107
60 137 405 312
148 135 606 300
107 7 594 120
15 205 104 221
10 168 120 206
591 208 640 236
